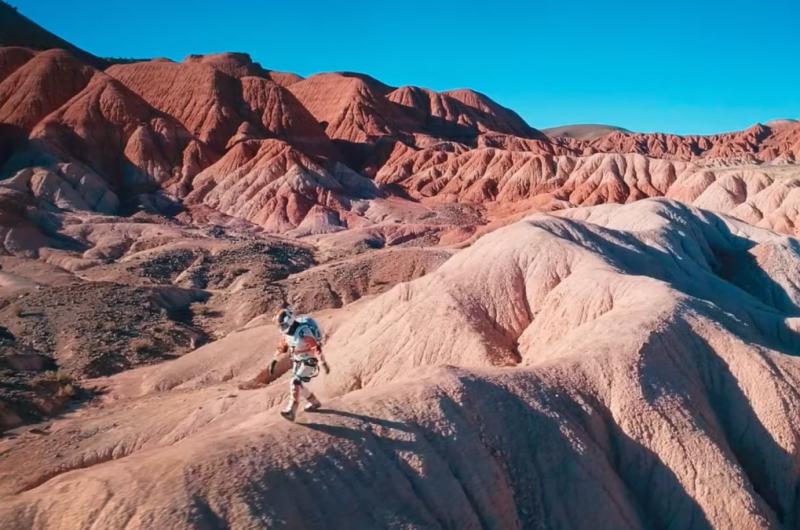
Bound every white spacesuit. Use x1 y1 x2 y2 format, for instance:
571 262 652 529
270 307 329 421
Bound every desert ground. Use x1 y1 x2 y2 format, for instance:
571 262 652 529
2 2 800 528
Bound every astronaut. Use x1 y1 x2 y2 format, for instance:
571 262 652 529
270 307 329 421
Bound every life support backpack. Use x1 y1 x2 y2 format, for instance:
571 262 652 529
293 316 324 346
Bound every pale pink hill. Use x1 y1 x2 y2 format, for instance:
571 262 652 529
2 200 800 528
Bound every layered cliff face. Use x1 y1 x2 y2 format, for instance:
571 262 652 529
0 47 556 235
2 45 799 239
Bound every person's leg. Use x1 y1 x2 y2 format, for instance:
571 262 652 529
304 387 321 411
281 377 302 420
295 380 321 410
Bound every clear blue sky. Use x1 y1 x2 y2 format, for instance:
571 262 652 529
11 0 800 135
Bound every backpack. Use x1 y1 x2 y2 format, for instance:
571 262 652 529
294 315 324 346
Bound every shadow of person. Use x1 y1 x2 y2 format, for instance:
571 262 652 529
288 375 715 530
305 408 413 432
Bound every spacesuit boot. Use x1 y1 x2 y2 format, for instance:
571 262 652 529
280 400 298 421
304 394 322 412
281 380 302 421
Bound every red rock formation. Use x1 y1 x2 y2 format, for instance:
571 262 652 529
288 72 400 143
0 46 34 80
387 86 537 138
183 52 268 79
589 122 800 163
183 52 302 87
239 75 335 157
288 73 545 148
444 88 539 137
30 72 204 193
3 44 796 244
106 59 247 152
0 49 94 130
185 138 375 231
106 56 333 161
371 145 800 236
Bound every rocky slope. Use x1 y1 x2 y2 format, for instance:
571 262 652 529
2 200 800 529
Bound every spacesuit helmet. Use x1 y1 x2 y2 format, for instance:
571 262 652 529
274 307 296 333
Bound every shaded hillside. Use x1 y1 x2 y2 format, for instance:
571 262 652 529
0 2 107 68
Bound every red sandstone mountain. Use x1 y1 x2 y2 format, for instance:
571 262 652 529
2 43 798 235
288 73 541 148
183 52 302 87
589 123 800 163
0 48 95 130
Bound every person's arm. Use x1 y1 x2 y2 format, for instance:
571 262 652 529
317 347 331 375
270 338 289 375
305 337 331 375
